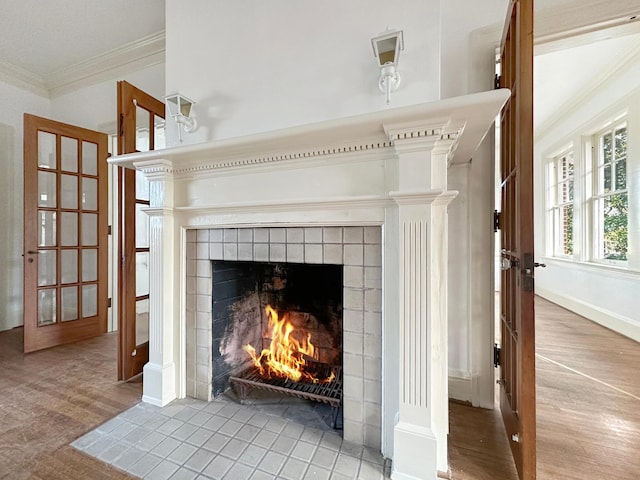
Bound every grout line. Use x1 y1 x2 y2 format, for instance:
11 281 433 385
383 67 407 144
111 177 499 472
536 353 640 402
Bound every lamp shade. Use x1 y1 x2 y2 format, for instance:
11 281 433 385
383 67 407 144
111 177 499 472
165 93 195 118
371 29 404 67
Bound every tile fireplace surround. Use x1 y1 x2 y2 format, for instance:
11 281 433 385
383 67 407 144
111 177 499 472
110 89 509 480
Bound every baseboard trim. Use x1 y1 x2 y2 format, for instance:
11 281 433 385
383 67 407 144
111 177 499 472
536 287 640 343
448 375 472 403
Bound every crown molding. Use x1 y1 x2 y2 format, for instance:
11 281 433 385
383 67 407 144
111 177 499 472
48 31 165 98
0 61 49 97
535 35 640 142
0 31 165 99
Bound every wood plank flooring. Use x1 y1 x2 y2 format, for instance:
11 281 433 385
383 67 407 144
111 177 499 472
1 295 638 479
0 327 141 480
448 296 640 480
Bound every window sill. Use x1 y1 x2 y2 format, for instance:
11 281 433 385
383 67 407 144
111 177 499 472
540 256 640 281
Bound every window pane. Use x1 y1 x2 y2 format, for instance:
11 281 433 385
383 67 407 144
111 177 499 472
61 137 78 172
82 249 98 282
61 174 78 209
82 177 98 210
38 211 56 247
81 213 98 246
136 203 149 248
38 250 56 286
61 286 78 322
82 141 98 175
615 159 626 191
136 298 150 346
136 106 150 152
154 116 166 149
38 289 56 326
602 193 628 261
60 249 78 284
82 284 98 318
561 205 573 256
38 131 56 169
601 164 611 193
136 170 149 201
60 212 78 246
136 252 149 297
38 171 57 207
614 127 627 161
602 133 612 164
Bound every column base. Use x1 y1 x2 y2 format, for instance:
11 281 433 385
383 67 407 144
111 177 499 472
392 421 438 480
142 361 176 407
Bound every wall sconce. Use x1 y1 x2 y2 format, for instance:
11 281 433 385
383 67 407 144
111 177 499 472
371 29 404 104
164 93 197 142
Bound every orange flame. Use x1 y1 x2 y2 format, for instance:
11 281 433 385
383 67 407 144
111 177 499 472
243 305 335 384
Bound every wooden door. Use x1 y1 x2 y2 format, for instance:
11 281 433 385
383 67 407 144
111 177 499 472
117 81 165 380
498 0 536 479
23 114 108 353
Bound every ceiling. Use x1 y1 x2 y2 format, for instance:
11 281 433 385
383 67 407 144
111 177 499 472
534 32 640 131
0 0 164 96
1 0 638 105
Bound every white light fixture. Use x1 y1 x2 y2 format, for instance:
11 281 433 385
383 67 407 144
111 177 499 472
164 93 198 142
371 29 404 104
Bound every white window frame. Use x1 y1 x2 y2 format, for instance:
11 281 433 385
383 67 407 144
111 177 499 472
590 119 628 265
545 147 575 259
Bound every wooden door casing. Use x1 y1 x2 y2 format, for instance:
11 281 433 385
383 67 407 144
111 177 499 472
498 0 536 479
23 114 108 353
117 81 165 381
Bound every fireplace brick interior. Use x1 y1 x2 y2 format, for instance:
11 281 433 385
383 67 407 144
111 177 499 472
210 260 343 397
185 226 383 448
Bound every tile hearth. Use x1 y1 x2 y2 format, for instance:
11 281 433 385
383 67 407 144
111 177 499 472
72 393 390 480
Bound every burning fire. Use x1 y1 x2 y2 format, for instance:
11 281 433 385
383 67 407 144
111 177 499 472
243 305 335 384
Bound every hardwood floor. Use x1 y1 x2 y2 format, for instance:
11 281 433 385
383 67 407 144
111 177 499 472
0 327 141 480
1 296 638 479
448 296 640 480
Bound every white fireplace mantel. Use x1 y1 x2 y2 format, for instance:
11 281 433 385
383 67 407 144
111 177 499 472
109 89 509 480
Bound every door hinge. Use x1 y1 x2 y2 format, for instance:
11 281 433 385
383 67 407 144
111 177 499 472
494 343 501 367
108 225 112 235
494 74 501 89
107 297 112 308
119 113 124 137
493 210 501 232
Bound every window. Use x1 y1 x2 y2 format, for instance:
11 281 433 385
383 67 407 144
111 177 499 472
593 122 628 262
547 149 574 257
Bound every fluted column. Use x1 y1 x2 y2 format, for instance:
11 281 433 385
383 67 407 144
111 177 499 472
386 125 459 479
137 159 178 407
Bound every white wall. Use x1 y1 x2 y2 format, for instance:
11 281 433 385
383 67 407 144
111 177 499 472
0 81 50 331
50 63 165 133
534 51 640 342
164 0 442 145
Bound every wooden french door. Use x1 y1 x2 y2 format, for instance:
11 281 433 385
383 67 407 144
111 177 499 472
117 81 165 381
23 114 108 353
498 0 536 479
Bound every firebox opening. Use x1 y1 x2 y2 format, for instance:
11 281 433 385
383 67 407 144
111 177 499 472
211 260 343 424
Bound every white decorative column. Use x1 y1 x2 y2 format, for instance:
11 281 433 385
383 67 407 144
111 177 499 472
138 159 178 407
387 125 459 479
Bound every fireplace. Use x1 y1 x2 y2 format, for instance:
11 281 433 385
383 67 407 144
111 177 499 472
185 226 383 448
111 90 509 478
211 258 342 389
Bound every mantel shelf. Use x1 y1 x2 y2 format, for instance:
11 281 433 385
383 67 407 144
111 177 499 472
109 89 509 172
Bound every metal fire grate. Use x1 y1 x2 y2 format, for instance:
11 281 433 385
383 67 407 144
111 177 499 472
229 365 342 427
